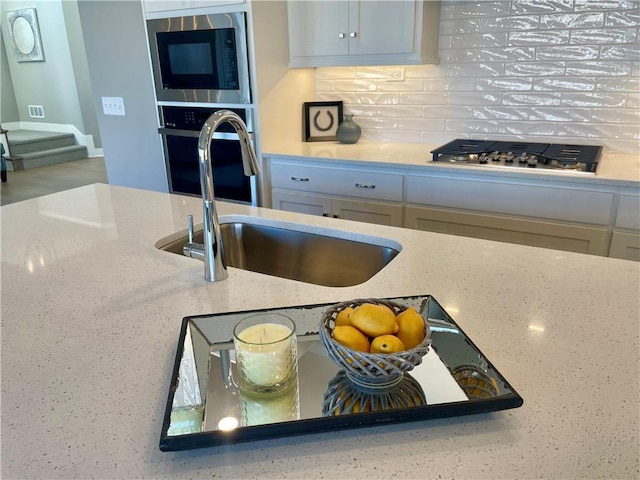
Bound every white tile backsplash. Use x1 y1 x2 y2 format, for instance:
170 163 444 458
315 0 640 153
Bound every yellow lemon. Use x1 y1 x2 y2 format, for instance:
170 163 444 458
351 303 399 337
395 307 426 349
332 325 370 352
370 334 405 354
352 398 371 414
335 306 355 327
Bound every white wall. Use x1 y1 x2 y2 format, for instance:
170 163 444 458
0 0 101 149
251 1 315 150
0 29 19 124
315 0 640 153
1 1 84 130
77 0 168 193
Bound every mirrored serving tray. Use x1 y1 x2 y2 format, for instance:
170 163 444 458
160 295 523 451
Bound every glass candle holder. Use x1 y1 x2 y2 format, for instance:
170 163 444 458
240 381 300 427
233 313 298 397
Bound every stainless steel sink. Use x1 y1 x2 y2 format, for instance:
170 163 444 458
155 219 400 287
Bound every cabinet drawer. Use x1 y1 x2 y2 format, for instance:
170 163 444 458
405 205 609 256
406 175 614 225
270 162 403 202
615 195 640 231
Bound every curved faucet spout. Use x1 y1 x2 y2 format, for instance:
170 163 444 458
187 110 260 282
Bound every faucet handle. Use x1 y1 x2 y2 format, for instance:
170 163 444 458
183 214 205 260
187 214 194 244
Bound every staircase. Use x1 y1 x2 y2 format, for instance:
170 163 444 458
4 130 89 171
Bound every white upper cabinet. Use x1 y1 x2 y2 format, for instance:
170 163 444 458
143 0 244 16
288 0 440 67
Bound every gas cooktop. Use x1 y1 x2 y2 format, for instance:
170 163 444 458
431 139 602 174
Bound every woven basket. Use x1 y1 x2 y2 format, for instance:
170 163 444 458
451 364 500 399
322 370 426 416
319 298 432 384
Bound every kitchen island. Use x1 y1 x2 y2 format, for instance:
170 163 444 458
1 183 638 479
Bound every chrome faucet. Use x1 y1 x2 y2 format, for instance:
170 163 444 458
183 110 260 282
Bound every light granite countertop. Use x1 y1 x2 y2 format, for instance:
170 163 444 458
264 141 640 187
1 184 638 479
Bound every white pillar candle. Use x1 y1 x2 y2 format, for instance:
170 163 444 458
233 314 297 393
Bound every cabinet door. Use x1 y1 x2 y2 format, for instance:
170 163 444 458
272 190 403 227
609 232 640 261
333 198 404 227
143 0 192 13
615 195 640 231
144 0 245 15
288 0 434 67
272 190 332 217
405 205 609 255
349 1 415 55
288 1 349 57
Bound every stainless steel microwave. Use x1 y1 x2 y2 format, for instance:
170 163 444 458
146 12 251 104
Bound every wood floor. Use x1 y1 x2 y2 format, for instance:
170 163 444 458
0 157 107 206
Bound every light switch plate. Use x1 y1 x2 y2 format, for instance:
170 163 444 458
101 97 125 116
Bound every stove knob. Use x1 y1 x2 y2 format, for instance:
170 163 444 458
479 153 488 164
518 153 528 163
526 155 538 167
505 152 514 163
491 151 501 161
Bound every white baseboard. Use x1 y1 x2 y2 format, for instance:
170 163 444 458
2 121 103 157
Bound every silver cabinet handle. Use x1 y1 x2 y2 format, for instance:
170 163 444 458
291 176 309 182
338 33 346 39
350 32 357 38
355 183 375 189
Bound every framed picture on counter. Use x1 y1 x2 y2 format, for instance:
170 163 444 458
303 101 343 142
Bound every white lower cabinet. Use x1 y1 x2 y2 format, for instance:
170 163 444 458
270 161 403 202
403 173 614 256
609 194 640 261
404 174 614 225
268 159 404 226
271 190 404 226
405 205 609 255
609 232 640 261
265 155 637 260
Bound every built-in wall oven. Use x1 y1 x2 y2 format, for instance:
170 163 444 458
159 106 256 204
147 12 251 104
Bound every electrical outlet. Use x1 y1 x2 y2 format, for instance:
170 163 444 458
28 105 45 118
386 68 405 82
101 97 126 116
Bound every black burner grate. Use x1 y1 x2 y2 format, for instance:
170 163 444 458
541 144 602 165
431 139 601 172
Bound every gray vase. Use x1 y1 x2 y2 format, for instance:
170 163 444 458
336 114 361 144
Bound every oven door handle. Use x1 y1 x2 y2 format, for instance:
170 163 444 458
158 127 199 138
158 127 248 141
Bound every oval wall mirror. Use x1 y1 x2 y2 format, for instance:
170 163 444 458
6 8 45 62
12 16 36 55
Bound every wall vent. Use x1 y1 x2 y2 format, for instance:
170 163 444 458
28 105 45 118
